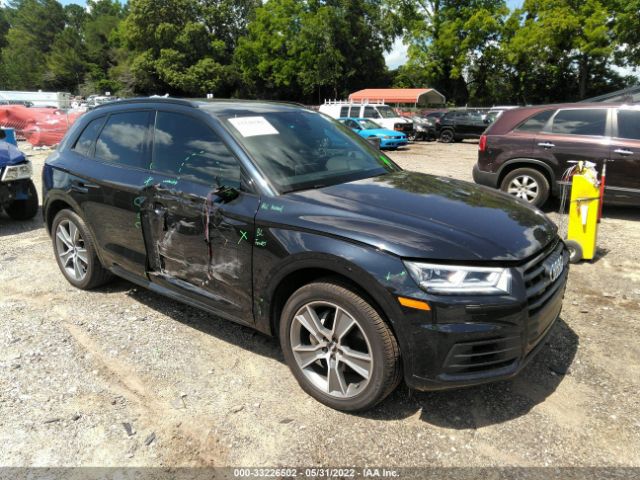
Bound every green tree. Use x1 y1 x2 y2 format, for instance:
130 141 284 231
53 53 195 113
395 0 509 105
121 0 256 96
235 0 394 102
45 28 87 92
504 0 620 103
1 0 66 90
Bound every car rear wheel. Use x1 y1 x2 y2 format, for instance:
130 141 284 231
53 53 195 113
439 129 455 143
52 209 112 289
280 281 401 411
501 168 550 207
5 180 38 220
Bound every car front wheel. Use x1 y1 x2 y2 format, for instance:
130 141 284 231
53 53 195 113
501 168 550 207
280 280 401 412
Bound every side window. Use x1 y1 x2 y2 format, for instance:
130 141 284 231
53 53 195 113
72 117 105 157
95 111 150 167
616 110 640 140
363 107 378 119
153 111 240 188
516 110 554 132
551 109 607 136
339 107 350 117
346 119 360 129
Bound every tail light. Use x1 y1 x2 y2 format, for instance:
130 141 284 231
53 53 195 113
479 134 487 152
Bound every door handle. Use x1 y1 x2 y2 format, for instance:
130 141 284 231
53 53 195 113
613 148 633 156
537 142 555 149
70 180 98 194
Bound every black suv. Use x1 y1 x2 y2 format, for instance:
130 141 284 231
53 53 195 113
43 99 568 411
438 110 491 143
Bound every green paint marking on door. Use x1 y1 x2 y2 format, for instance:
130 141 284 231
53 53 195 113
238 230 248 244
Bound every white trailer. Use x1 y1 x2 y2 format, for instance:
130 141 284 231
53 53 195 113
0 91 71 109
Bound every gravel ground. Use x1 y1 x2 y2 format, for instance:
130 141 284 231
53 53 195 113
1 140 639 469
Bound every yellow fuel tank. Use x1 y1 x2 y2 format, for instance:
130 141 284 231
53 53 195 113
566 173 600 261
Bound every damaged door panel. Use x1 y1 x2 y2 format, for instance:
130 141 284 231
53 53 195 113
142 109 258 324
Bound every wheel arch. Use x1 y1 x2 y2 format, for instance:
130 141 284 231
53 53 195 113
497 159 556 193
262 255 406 357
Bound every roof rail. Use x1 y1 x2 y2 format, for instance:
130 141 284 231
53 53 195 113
322 99 387 106
92 97 199 109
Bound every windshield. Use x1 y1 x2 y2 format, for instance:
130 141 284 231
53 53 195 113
223 110 399 193
357 119 382 129
377 106 397 118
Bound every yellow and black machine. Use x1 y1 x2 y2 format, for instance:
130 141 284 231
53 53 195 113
560 160 604 263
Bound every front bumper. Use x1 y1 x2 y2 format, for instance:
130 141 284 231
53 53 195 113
380 139 408 149
400 240 569 391
472 163 499 188
0 178 34 206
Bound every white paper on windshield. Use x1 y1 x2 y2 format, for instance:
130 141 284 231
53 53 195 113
228 116 279 137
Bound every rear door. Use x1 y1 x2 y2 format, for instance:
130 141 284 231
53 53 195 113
80 110 153 277
608 108 640 204
143 108 259 324
534 108 611 190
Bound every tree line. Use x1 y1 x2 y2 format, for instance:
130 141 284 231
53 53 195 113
0 0 638 106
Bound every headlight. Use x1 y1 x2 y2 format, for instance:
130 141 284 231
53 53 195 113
403 261 512 295
383 135 393 139
1 161 33 182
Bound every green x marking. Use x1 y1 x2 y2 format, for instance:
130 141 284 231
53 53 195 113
238 230 248 244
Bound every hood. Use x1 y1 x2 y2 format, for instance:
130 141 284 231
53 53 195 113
0 140 27 167
287 171 557 262
361 128 406 138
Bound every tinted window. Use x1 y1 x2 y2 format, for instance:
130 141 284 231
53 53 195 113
363 107 379 118
95 112 149 167
342 119 360 129
153 112 240 188
617 110 640 140
72 117 105 156
339 107 350 117
551 109 607 136
516 110 554 132
223 110 396 193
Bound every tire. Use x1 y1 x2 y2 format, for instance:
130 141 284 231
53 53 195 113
565 240 583 263
51 209 113 289
279 280 401 412
5 180 38 220
500 167 550 207
439 129 455 143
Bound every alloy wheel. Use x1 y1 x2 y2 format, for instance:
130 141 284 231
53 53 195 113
55 219 88 281
507 174 539 202
289 301 373 399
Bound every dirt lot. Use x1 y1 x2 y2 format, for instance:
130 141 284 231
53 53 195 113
1 140 639 469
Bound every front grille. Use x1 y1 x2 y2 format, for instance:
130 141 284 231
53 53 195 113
443 336 520 374
523 240 567 316
522 239 568 347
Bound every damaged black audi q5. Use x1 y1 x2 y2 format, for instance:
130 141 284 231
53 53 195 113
43 98 569 411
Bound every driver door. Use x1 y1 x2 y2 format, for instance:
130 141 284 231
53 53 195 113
142 109 259 324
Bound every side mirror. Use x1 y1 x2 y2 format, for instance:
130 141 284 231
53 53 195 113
216 185 240 202
0 129 6 140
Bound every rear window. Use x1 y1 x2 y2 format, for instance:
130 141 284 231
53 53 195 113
616 110 640 140
72 117 105 156
550 109 607 136
339 106 350 117
95 111 150 167
515 110 554 132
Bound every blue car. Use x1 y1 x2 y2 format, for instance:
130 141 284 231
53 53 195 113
338 117 408 149
0 133 38 220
